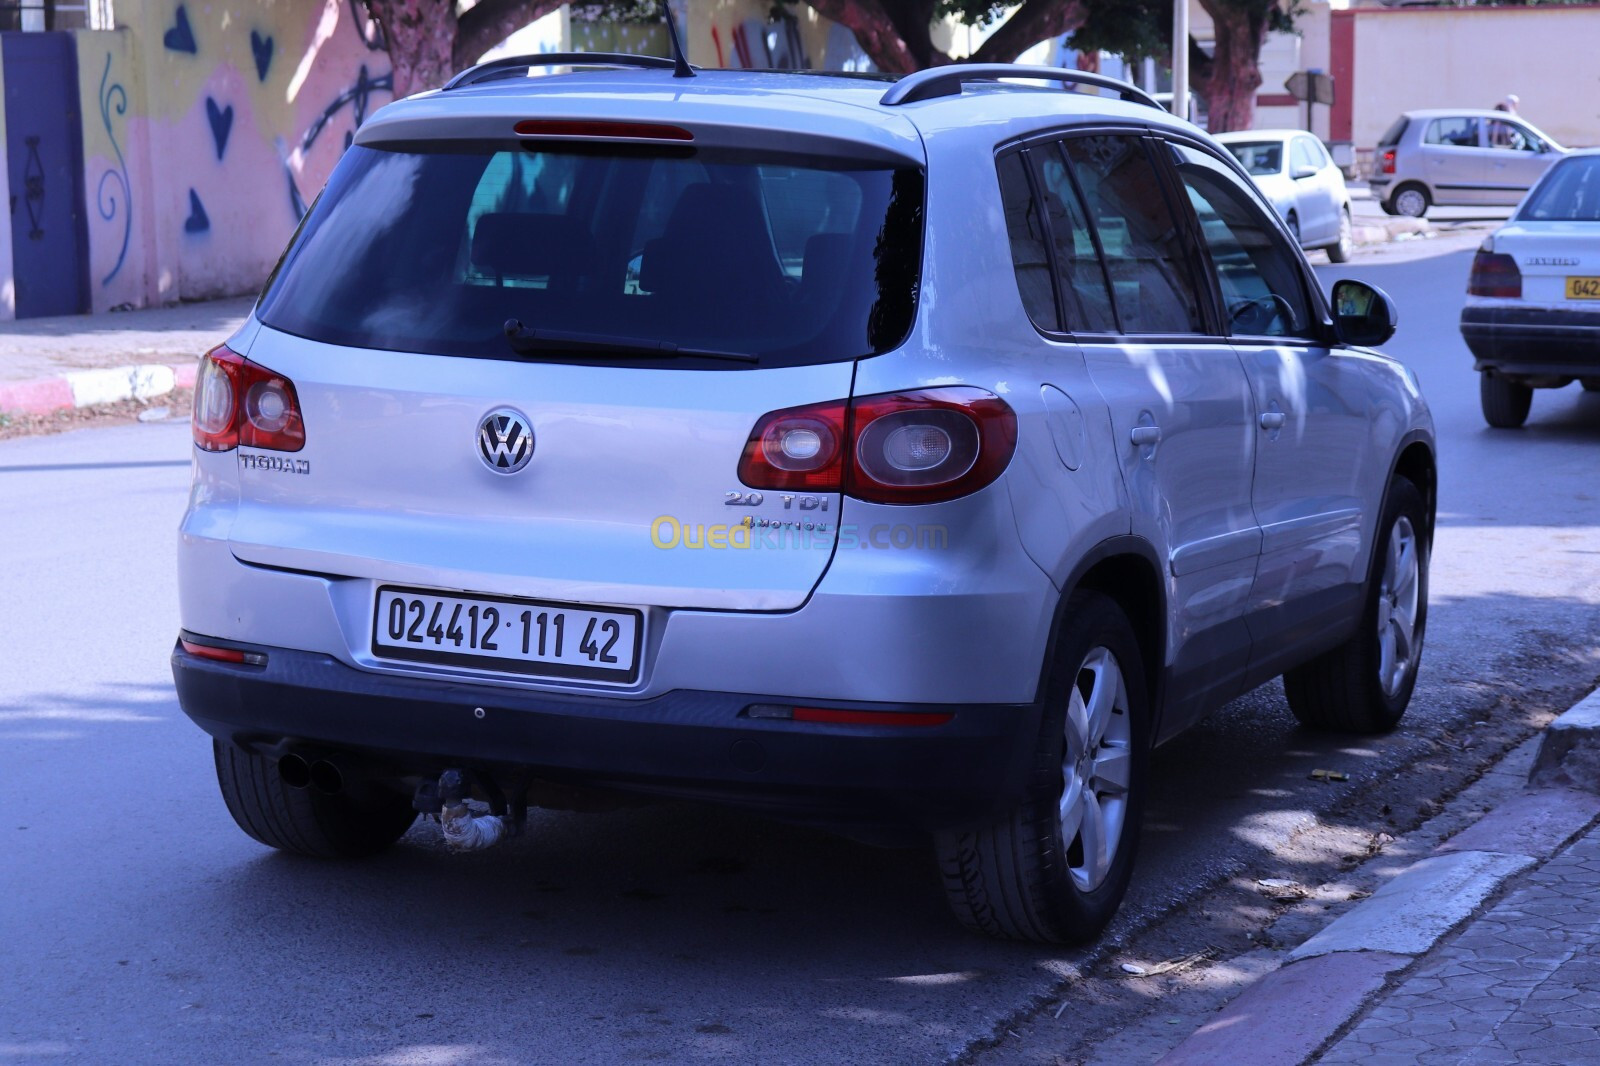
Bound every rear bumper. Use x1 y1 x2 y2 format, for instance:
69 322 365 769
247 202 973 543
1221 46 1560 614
173 638 1042 833
1460 305 1600 377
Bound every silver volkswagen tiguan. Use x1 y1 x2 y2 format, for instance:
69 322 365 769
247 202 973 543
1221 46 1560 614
173 55 1436 944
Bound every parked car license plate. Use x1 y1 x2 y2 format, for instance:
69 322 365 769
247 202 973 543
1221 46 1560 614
1566 277 1600 299
372 585 641 682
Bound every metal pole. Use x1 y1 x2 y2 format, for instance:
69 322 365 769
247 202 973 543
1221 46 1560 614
1172 0 1189 122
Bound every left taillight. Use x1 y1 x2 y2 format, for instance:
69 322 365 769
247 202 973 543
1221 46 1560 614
1468 248 1522 299
193 344 306 452
738 387 1017 505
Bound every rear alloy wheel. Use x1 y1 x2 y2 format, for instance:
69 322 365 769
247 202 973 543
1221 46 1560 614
213 740 417 858
935 591 1148 943
1481 371 1533 428
1284 477 1428 733
1326 207 1354 263
1286 211 1302 246
1390 183 1430 218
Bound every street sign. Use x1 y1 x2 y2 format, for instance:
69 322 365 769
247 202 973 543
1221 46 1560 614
1285 70 1335 106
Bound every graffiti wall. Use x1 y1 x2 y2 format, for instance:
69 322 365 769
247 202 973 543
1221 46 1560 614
73 0 393 311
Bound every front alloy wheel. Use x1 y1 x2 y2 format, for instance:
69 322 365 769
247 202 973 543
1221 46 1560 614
936 590 1148 943
1284 476 1429 733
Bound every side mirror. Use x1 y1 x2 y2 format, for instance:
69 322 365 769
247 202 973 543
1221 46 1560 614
1332 280 1398 347
1291 164 1319 180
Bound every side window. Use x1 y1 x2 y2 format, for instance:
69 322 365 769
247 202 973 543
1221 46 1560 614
1061 135 1207 334
996 151 1059 330
1425 117 1480 148
1033 145 1117 332
1291 138 1318 173
1487 120 1536 152
1172 144 1314 339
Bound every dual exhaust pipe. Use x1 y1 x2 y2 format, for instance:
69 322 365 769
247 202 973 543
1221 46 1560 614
277 753 344 795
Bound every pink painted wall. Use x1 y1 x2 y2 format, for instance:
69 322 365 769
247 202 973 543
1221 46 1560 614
74 0 394 311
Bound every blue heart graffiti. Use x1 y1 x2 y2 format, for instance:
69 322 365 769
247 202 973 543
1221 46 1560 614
205 97 233 160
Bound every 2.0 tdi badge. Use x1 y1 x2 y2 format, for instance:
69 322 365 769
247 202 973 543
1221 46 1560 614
477 408 535 473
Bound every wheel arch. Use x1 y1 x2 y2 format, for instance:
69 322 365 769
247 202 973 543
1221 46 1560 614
1389 434 1438 544
1038 536 1168 739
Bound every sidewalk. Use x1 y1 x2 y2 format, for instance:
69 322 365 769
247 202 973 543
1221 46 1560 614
0 297 251 417
1161 691 1600 1065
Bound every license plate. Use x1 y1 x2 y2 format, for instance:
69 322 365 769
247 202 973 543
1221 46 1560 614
372 586 642 683
1566 276 1600 299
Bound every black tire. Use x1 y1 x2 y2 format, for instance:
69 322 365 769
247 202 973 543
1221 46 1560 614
213 740 417 858
1326 207 1354 263
1481 371 1533 428
1284 477 1429 733
1389 183 1430 219
935 590 1149 944
1379 198 1399 217
1286 211 1301 246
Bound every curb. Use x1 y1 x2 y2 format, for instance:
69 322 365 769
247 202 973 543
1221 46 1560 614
1160 689 1600 1066
1352 215 1430 247
0 362 197 419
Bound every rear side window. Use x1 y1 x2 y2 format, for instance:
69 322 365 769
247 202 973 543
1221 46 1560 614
256 142 925 368
997 152 1059 330
1060 135 1206 334
1425 117 1479 148
1377 117 1409 148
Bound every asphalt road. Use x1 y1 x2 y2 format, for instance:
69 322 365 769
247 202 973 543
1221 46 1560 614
3 240 1598 1066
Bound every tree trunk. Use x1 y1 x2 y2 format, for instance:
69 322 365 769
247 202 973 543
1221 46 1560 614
366 0 459 97
1074 49 1099 73
1195 0 1267 133
968 0 1087 65
802 0 922 73
455 0 568 71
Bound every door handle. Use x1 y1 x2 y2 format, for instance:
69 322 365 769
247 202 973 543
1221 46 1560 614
1259 411 1286 430
1130 426 1162 447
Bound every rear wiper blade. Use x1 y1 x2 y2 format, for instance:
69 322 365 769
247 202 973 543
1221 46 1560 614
503 320 758 364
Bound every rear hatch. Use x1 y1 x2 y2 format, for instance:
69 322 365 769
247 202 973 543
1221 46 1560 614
228 104 925 617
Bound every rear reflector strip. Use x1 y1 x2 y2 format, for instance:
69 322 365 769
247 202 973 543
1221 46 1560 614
180 639 267 666
513 119 694 142
790 706 954 728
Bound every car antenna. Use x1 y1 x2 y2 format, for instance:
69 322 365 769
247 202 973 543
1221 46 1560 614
661 0 695 79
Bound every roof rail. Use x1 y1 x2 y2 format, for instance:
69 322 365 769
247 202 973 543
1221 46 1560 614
443 53 683 92
879 65 1161 110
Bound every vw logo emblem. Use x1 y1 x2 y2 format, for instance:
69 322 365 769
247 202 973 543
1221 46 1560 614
476 408 534 474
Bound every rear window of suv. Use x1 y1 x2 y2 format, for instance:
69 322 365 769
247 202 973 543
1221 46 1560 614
256 141 925 368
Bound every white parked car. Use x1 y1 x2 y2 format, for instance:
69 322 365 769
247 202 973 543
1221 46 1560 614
1461 149 1600 427
1216 130 1354 262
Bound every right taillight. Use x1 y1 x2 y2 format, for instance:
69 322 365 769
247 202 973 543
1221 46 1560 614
1380 149 1396 175
738 387 1016 505
192 345 306 452
1468 248 1522 298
